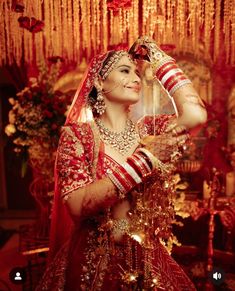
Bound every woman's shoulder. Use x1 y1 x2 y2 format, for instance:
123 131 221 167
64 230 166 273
61 121 94 136
63 121 92 131
60 121 95 145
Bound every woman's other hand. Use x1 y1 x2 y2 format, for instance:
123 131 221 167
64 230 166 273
140 130 189 163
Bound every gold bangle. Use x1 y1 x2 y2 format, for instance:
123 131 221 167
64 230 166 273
137 148 170 174
136 148 159 168
153 56 174 72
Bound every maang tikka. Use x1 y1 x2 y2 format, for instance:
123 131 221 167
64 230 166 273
94 88 106 115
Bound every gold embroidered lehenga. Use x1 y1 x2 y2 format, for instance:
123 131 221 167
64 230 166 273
36 51 196 291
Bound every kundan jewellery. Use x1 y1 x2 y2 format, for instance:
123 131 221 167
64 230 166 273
95 118 140 155
93 88 106 115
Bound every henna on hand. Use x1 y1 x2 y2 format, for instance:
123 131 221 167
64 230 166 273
140 133 189 163
176 94 206 115
81 178 119 217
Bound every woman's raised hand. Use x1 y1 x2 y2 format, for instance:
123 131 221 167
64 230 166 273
129 36 172 68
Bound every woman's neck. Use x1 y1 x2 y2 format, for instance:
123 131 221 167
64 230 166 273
99 103 129 132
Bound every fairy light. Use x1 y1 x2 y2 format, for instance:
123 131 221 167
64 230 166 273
204 0 214 61
91 0 96 52
126 9 129 43
0 0 234 66
74 0 80 61
193 2 199 53
213 0 221 62
231 0 235 64
127 8 133 46
133 0 139 40
223 0 233 64
53 0 58 56
102 0 108 52
67 0 73 60
34 0 43 64
146 0 151 36
142 0 147 35
0 2 6 63
109 10 114 44
88 0 92 58
80 0 86 53
121 9 125 43
44 0 50 59
149 0 156 37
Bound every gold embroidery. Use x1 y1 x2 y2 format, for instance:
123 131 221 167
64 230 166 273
89 121 101 180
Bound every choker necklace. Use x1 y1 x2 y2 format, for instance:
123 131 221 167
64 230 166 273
95 118 140 155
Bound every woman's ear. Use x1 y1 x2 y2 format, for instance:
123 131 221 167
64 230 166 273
94 76 104 91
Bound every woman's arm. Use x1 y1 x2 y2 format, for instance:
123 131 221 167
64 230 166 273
57 125 158 219
170 83 207 129
56 125 119 219
65 177 118 218
130 36 207 129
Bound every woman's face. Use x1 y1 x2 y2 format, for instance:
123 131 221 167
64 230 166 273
101 55 141 105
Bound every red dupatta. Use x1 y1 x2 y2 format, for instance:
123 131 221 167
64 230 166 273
48 51 120 261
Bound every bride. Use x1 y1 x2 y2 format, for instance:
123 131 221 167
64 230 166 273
37 37 207 290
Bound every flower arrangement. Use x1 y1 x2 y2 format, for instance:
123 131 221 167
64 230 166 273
107 0 132 12
5 61 71 176
18 16 44 33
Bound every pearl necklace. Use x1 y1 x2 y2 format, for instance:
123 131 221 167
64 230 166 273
95 118 140 155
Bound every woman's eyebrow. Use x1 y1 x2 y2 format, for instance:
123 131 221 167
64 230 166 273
117 64 131 69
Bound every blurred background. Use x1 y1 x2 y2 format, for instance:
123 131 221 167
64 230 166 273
0 0 235 290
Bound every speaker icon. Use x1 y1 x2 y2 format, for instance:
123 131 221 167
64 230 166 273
209 267 225 285
213 272 222 280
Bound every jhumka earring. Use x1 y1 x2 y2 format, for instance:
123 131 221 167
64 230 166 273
94 89 106 115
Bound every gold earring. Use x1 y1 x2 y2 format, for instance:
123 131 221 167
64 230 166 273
94 89 106 115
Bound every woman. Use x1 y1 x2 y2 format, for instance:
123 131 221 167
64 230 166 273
37 37 207 290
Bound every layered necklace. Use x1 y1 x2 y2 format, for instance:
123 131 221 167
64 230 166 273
95 118 140 155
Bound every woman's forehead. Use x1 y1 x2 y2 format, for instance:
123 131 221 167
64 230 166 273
115 55 136 68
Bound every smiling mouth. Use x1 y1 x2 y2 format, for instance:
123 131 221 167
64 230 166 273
126 86 141 92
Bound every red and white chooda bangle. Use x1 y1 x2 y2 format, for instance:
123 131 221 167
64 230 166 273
106 149 154 198
155 59 191 95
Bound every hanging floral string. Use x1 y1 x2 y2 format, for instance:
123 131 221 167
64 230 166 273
0 0 234 66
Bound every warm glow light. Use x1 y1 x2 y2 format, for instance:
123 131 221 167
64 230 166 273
131 233 145 244
22 247 49 255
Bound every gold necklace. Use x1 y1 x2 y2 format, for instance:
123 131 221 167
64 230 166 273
95 118 140 155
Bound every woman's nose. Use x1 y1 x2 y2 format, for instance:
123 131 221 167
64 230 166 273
133 72 141 83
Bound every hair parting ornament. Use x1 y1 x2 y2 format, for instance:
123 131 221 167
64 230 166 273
100 50 134 80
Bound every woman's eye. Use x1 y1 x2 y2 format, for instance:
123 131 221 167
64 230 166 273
121 69 129 73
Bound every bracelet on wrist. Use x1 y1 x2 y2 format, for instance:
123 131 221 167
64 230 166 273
106 151 153 196
152 55 192 96
136 148 170 174
136 148 159 169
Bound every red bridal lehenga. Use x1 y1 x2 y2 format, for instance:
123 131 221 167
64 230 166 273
36 52 196 291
